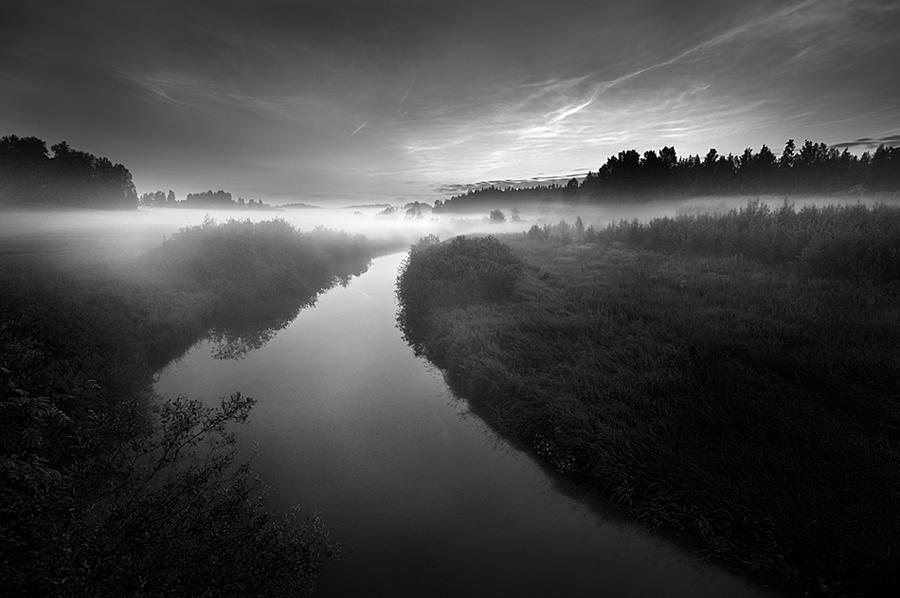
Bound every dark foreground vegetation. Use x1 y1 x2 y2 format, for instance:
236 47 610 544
437 139 900 213
1 219 371 596
397 203 900 596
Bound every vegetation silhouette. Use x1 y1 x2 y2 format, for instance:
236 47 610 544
437 139 900 213
139 189 276 210
0 135 138 209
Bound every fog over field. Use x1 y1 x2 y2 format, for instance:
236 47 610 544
3 194 897 264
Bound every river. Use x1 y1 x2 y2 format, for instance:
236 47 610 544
154 251 776 597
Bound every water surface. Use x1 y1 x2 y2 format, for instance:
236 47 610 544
155 252 776 598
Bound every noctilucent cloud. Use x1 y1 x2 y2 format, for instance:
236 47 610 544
2 0 898 203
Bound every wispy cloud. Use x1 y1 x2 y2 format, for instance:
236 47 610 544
546 96 596 124
350 122 368 136
833 134 900 149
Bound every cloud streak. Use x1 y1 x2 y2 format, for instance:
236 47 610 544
350 122 368 137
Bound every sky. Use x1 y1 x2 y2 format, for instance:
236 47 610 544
1 0 899 204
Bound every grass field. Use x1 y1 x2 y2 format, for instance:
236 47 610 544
397 203 900 596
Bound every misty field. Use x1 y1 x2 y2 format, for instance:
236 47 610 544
396 203 900 596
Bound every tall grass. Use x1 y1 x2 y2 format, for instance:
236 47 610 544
598 201 900 283
397 235 521 347
397 212 900 596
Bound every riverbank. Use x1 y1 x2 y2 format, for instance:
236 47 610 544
1 219 371 596
396 204 900 596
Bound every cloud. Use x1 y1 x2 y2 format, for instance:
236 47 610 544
350 122 368 137
546 97 596 124
832 134 900 149
433 171 591 196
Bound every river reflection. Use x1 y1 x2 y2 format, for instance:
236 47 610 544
203 271 366 360
155 252 779 598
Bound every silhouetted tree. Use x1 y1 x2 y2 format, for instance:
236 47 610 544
0 135 137 208
435 138 899 212
184 190 234 207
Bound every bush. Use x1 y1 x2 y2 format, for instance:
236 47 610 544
800 217 900 283
148 218 370 298
396 235 522 344
0 387 337 597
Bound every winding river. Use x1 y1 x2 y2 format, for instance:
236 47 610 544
155 251 776 597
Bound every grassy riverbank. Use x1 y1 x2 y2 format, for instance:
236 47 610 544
396 203 900 596
1 218 371 596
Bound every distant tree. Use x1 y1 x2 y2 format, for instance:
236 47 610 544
489 209 506 222
405 204 424 219
433 138 899 211
511 207 521 222
757 144 777 189
185 190 234 208
0 135 137 208
779 139 795 170
659 145 678 171
641 150 664 188
557 219 572 244
526 224 545 241
870 144 900 190
0 135 49 203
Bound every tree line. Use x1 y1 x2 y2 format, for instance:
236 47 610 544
140 189 273 209
438 139 900 212
0 135 137 209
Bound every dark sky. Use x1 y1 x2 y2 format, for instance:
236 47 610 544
2 0 899 203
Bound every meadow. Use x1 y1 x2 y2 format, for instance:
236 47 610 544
396 202 900 596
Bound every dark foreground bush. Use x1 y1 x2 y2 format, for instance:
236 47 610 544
0 388 336 597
